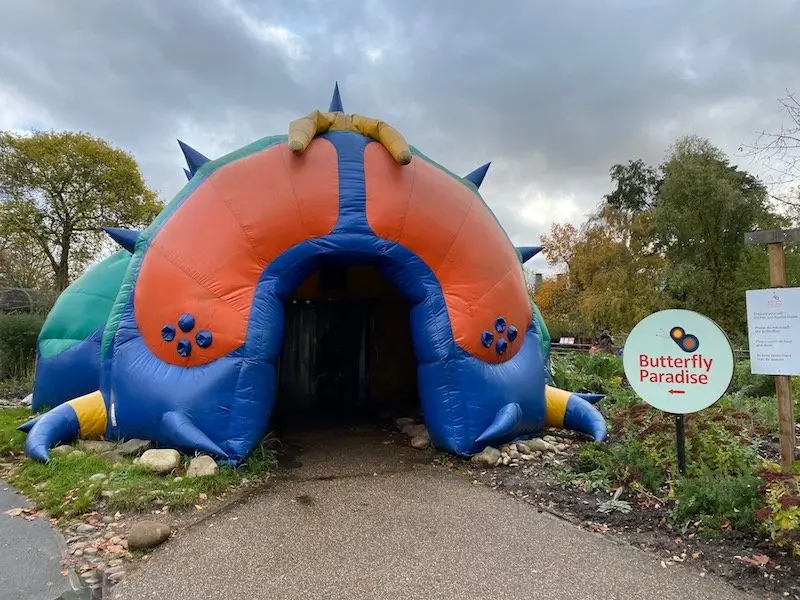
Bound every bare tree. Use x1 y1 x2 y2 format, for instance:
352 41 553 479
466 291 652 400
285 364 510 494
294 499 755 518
741 90 800 213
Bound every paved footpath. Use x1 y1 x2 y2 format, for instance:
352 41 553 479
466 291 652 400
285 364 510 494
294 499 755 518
0 481 72 600
113 426 757 600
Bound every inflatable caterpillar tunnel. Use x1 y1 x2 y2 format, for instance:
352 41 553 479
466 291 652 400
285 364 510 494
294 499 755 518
21 84 607 465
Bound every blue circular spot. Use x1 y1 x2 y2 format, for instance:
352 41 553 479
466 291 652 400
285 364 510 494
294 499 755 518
495 317 507 333
161 325 176 342
507 325 519 342
195 330 213 348
480 331 494 348
496 338 508 355
178 313 196 332
176 339 192 357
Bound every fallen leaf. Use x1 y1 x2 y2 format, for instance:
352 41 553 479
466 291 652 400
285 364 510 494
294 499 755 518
735 554 770 567
672 555 685 562
198 493 207 501
4 508 23 517
692 551 702 559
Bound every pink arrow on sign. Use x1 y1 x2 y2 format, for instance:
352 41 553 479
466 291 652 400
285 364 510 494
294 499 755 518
668 389 685 395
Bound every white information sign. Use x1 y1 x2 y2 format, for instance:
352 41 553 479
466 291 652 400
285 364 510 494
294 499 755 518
745 287 800 376
623 309 735 414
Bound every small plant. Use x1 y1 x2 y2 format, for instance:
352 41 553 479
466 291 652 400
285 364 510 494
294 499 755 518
598 487 633 514
571 438 665 493
672 473 764 532
757 466 800 556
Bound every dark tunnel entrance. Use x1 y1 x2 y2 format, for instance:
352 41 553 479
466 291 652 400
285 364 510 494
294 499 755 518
272 263 420 433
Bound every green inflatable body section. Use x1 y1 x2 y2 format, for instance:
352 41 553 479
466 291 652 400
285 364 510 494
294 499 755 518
39 251 132 359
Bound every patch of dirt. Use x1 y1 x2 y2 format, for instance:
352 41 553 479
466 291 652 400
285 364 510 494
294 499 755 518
441 442 800 600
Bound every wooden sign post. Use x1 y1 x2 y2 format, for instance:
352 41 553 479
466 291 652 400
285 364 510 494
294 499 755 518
745 227 800 471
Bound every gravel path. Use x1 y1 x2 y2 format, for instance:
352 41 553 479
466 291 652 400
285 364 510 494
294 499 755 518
112 426 757 600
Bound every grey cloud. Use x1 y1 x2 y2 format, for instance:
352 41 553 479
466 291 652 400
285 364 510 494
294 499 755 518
0 0 798 253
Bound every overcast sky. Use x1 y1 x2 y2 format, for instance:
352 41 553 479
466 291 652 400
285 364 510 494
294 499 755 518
1 1 798 271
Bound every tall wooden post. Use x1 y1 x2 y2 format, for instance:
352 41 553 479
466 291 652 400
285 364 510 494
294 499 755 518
745 228 800 471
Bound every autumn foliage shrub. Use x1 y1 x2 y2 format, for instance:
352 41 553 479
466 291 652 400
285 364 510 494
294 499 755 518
757 468 800 556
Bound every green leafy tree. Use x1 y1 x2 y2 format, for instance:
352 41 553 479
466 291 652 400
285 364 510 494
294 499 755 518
0 226 50 289
0 131 162 291
653 135 782 335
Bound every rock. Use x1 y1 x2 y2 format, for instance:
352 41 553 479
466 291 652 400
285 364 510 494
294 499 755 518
402 424 428 438
84 546 98 555
108 559 123 567
508 449 520 459
186 455 219 478
75 523 97 534
520 454 535 461
516 443 531 455
102 452 125 465
139 449 181 474
410 435 430 449
108 570 126 582
101 490 116 498
103 531 115 540
79 440 116 454
21 393 33 406
470 446 502 467
73 549 83 557
110 536 123 545
173 477 183 483
105 565 125 575
543 435 557 443
117 438 153 457
51 445 74 456
89 473 107 482
102 516 115 524
525 438 554 454
127 522 172 550
70 450 86 457
394 417 415 430
555 443 568 452
501 456 510 466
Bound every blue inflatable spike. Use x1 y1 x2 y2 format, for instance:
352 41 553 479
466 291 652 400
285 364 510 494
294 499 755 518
102 227 140 253
464 162 491 189
474 402 522 445
516 246 543 263
183 168 192 181
24 403 81 463
574 392 605 405
17 414 42 433
564 395 608 441
329 82 344 113
177 140 211 176
160 411 228 459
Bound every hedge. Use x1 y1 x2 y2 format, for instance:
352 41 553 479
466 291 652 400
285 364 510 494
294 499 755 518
0 314 43 380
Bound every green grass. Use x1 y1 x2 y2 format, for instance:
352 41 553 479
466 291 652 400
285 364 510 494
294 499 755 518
0 407 32 456
9 445 276 520
0 410 277 520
